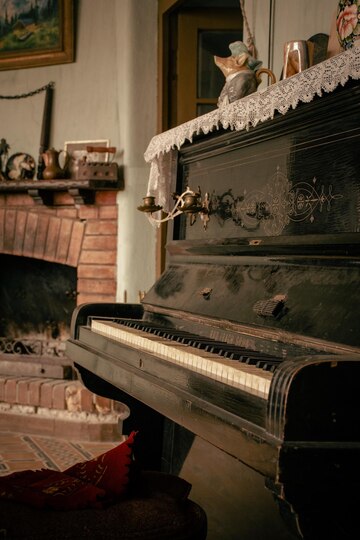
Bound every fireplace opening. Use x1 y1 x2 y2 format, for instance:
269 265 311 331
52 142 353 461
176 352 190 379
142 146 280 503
0 254 76 360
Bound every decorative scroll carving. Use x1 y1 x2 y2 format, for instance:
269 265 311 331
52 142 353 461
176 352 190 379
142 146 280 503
209 167 343 235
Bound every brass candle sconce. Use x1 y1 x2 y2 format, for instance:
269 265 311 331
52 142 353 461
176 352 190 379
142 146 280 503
137 187 211 229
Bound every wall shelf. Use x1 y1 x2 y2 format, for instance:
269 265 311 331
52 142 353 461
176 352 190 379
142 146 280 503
0 177 124 205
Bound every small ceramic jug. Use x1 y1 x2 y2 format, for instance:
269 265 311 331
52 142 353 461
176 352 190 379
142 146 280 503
42 148 69 180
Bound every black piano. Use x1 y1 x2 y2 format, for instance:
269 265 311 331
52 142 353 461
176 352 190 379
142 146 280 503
66 78 360 539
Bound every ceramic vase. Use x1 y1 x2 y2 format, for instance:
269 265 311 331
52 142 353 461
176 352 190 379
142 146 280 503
336 0 360 50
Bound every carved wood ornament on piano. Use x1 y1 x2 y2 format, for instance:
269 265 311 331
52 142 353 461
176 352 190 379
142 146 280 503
67 59 360 539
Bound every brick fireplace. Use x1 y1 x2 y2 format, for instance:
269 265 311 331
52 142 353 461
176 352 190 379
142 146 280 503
0 178 127 440
0 186 119 304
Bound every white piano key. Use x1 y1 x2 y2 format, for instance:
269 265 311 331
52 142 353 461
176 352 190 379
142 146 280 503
91 319 272 398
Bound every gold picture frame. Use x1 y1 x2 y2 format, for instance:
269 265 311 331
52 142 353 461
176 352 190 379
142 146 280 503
0 0 74 71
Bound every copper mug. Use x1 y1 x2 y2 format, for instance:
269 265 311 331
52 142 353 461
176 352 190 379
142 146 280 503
283 40 314 79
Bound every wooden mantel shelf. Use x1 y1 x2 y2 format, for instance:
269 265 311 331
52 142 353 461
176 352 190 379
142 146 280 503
0 177 124 205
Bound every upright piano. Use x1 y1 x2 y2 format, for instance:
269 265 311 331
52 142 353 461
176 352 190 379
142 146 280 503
66 75 360 539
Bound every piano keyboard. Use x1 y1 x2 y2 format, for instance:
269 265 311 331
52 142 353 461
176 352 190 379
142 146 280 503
90 318 282 398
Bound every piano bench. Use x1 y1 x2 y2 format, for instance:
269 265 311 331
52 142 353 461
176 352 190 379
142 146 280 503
0 470 208 540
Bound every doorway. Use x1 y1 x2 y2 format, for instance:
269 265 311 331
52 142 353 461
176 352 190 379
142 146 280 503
158 0 243 129
156 0 243 273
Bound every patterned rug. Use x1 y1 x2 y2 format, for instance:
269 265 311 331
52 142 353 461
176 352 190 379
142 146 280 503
0 431 121 476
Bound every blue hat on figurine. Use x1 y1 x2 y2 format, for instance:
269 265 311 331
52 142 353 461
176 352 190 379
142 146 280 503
229 41 263 71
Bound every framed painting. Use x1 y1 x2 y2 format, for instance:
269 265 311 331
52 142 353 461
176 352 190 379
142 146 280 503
0 0 74 71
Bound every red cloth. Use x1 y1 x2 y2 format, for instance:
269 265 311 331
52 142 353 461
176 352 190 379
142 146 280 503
0 431 137 510
0 469 105 510
64 430 137 498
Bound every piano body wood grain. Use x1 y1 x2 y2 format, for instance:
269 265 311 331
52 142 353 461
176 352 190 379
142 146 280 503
66 79 360 539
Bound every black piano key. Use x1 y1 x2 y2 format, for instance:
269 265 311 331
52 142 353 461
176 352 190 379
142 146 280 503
185 340 279 372
255 359 282 371
188 339 222 349
111 318 281 372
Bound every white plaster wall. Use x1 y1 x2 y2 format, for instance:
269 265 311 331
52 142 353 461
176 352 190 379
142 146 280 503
114 0 158 303
0 0 158 304
245 0 336 86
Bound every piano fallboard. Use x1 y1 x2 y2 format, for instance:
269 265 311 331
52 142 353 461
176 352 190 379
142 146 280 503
144 236 360 352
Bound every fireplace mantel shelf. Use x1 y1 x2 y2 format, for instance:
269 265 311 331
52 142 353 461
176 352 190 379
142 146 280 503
0 177 124 205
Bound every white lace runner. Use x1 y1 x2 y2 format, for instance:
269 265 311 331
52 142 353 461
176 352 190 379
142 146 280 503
144 48 360 212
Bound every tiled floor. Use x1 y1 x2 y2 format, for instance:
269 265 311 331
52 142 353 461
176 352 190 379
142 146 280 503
0 431 122 476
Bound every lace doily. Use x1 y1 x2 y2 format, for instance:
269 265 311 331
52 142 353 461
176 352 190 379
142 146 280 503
144 48 360 212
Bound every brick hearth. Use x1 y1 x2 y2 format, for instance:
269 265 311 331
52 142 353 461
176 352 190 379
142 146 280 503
0 375 127 441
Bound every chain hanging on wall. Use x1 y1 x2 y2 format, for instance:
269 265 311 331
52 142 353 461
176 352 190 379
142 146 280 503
0 82 55 180
0 81 54 100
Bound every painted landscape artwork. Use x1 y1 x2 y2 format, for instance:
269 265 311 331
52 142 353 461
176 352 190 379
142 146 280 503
0 0 61 54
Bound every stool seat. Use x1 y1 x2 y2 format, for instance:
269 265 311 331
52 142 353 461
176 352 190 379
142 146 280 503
0 471 207 540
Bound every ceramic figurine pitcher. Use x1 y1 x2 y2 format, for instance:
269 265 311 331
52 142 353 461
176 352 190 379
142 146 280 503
214 41 276 107
42 148 69 180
